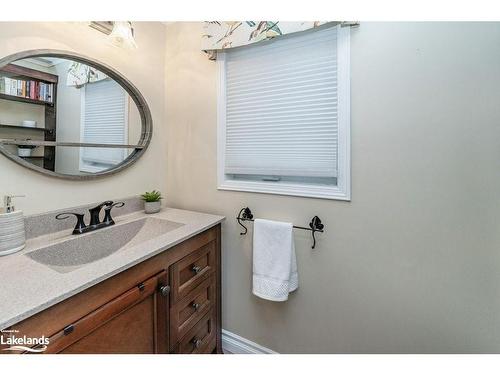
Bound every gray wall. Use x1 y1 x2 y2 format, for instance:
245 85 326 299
165 22 500 353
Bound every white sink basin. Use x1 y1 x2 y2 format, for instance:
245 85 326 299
26 217 184 273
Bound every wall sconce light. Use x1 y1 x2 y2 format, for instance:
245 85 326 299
89 21 138 49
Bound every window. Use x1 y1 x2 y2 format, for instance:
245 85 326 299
79 78 128 173
217 25 350 200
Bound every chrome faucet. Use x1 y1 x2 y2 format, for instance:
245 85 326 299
56 201 125 235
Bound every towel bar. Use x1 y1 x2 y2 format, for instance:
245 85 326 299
236 207 324 249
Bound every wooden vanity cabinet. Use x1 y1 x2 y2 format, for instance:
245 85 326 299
3 224 222 354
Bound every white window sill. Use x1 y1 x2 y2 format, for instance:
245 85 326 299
218 179 351 201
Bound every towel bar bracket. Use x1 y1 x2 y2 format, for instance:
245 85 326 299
237 207 253 235
236 207 325 249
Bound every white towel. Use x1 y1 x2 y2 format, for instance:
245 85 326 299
252 218 298 301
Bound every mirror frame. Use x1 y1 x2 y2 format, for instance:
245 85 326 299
0 49 153 180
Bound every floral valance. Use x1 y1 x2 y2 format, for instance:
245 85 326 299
67 62 108 87
202 21 336 60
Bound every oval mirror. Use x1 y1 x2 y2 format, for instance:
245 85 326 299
0 50 152 179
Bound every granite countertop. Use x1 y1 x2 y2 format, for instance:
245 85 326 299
0 207 225 330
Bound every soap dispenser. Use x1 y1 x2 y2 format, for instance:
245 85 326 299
0 195 26 256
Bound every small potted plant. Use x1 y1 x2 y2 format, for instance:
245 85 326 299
141 190 162 214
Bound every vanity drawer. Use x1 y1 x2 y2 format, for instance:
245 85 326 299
170 240 216 303
173 309 216 354
170 275 215 348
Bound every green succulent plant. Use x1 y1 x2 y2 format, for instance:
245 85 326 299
141 190 163 202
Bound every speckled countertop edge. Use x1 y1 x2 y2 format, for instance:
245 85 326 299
0 207 225 330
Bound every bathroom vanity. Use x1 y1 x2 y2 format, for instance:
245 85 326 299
0 49 226 354
0 202 224 354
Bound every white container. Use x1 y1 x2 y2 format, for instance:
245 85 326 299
22 120 37 128
0 210 25 256
17 147 33 157
144 201 161 214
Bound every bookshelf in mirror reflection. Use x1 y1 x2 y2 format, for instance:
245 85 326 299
0 63 58 171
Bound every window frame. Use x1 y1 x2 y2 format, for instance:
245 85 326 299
217 25 351 201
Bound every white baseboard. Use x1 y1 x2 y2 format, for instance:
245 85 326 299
222 329 277 354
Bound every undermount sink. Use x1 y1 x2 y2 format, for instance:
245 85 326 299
26 217 184 273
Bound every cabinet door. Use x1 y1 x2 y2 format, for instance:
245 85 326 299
44 271 169 354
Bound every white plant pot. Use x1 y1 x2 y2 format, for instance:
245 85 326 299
17 148 32 157
144 201 161 214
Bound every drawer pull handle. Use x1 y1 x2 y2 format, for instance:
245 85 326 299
191 265 202 274
159 285 171 297
63 325 74 335
191 302 200 311
191 338 202 349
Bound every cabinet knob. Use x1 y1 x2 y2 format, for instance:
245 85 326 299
191 265 202 274
192 338 202 349
159 285 171 297
191 302 200 311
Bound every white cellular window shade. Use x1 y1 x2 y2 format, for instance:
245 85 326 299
80 78 128 172
224 27 338 178
218 25 351 200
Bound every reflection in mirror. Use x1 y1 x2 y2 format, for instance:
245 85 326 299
57 146 136 175
0 56 143 176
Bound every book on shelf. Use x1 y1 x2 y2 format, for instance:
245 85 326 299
0 76 54 103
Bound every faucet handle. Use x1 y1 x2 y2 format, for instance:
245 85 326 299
55 212 82 220
109 202 125 209
103 201 125 225
56 212 86 235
